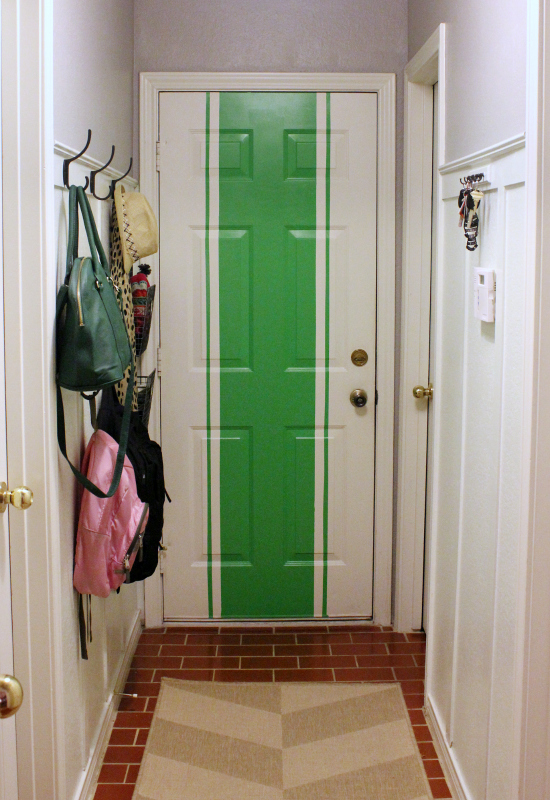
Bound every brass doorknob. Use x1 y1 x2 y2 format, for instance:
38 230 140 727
0 482 33 513
350 389 368 408
413 383 433 399
0 674 23 719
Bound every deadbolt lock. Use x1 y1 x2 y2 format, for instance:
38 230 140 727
0 674 23 719
351 349 368 367
412 383 433 400
0 482 33 513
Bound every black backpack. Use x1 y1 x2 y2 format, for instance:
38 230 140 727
97 387 169 582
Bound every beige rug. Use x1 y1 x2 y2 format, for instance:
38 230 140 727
133 680 433 800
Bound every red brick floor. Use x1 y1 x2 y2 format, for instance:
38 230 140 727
93 625 451 800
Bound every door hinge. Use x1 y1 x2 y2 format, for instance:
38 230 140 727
157 346 162 377
156 141 161 171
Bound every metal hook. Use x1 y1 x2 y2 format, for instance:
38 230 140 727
89 145 116 200
63 129 92 190
110 157 133 198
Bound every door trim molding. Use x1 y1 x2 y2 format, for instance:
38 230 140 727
395 26 445 632
140 71 396 626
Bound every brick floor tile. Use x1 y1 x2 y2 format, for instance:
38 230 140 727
127 668 154 683
351 632 407 643
186 633 241 645
134 644 161 656
131 655 182 670
108 728 137 746
180 656 240 669
417 742 437 759
214 669 273 682
422 759 445 779
104 746 145 764
126 764 141 783
413 725 432 742
408 709 426 725
356 654 415 668
334 668 394 681
382 626 394 631
143 627 167 633
387 642 426 654
406 632 427 642
118 696 147 712
298 655 357 669
94 785 134 800
399 680 425 694
160 644 218 656
404 694 425 709
147 697 158 711
275 669 334 682
174 626 220 633
429 778 453 798
153 669 214 682
137 634 168 645
136 730 150 746
295 633 352 644
98 764 127 783
393 667 426 681
241 656 298 669
274 644 331 656
218 644 273 657
415 654 426 667
327 625 381 632
224 626 274 633
274 625 328 633
241 634 296 645
124 682 161 697
115 712 154 729
331 643 388 656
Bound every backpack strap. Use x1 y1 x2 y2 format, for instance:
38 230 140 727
56 359 135 498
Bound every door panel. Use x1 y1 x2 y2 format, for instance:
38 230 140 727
160 91 377 619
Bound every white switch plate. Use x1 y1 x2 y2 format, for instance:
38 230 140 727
474 268 496 323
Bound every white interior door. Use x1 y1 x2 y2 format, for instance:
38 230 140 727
158 90 378 620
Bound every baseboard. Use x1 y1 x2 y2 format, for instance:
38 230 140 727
74 610 143 800
424 696 469 800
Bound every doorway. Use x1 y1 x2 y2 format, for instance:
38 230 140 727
140 73 396 626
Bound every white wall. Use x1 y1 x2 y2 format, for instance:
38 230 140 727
408 0 527 162
54 158 142 800
54 0 135 175
428 147 526 800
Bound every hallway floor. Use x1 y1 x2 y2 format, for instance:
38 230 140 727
92 625 451 799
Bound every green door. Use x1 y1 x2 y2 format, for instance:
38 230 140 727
159 90 377 619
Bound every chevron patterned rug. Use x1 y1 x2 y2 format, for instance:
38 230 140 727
133 680 432 799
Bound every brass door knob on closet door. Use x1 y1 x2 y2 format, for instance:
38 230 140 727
0 482 33 513
350 389 368 408
0 674 23 719
412 384 433 400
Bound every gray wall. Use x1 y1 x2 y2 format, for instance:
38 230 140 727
409 0 527 163
54 0 134 174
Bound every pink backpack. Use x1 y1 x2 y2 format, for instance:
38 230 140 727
74 430 149 598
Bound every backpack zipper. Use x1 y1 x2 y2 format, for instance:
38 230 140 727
118 504 149 580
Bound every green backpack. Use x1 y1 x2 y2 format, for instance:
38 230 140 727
56 185 133 498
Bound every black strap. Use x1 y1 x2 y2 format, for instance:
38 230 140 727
56 359 135 498
78 594 88 660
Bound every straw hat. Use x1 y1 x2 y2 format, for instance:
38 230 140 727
114 185 158 274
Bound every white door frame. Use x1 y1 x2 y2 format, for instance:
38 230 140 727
2 2 66 799
0 3 18 797
140 72 396 627
395 26 445 632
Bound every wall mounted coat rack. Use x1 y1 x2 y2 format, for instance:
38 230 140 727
63 129 133 200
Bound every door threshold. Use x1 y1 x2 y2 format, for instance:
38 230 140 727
160 617 376 627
